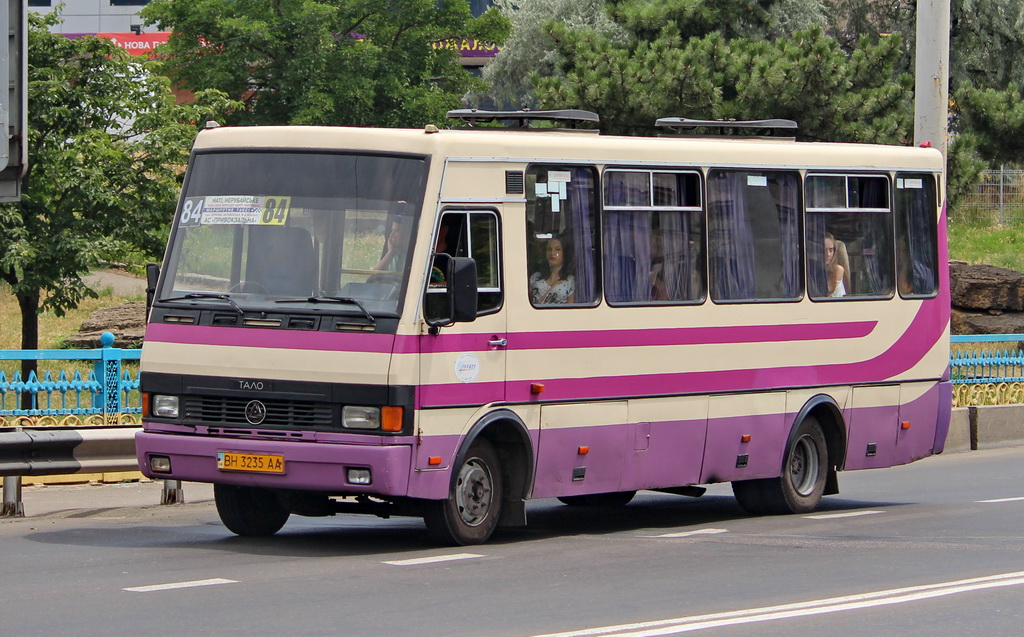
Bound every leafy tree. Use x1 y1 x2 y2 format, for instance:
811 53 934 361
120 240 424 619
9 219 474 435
141 0 510 127
531 1 912 142
0 13 236 380
483 0 626 108
954 84 1024 166
825 1 1024 201
484 0 827 108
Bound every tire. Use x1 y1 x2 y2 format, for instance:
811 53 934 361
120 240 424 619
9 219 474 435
732 417 829 515
214 484 291 536
424 439 503 546
557 491 636 507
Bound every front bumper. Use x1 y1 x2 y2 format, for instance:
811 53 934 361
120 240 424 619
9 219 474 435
136 431 413 495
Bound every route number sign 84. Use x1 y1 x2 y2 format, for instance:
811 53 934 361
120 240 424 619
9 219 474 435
179 196 292 227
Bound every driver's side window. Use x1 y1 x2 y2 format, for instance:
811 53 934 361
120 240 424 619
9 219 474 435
432 210 503 314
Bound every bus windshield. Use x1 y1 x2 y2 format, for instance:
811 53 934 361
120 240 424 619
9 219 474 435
159 151 428 316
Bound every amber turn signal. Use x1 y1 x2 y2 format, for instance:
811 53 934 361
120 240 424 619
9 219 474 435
382 406 404 432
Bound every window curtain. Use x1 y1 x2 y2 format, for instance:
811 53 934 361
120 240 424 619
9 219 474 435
898 181 938 294
568 167 597 302
656 211 696 300
604 211 652 302
773 174 802 298
861 179 892 295
806 213 829 297
708 172 755 300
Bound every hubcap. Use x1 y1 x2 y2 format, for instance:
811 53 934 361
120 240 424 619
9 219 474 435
790 435 820 496
455 457 493 526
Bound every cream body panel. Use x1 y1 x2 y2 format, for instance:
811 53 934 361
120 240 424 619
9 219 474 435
141 342 390 385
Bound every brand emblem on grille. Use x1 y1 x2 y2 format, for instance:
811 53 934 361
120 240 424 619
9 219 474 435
244 400 267 425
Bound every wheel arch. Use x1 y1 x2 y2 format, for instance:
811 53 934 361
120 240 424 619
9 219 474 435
454 408 535 504
790 394 846 493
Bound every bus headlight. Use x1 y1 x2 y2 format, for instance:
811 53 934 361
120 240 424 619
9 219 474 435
342 406 380 429
152 395 180 418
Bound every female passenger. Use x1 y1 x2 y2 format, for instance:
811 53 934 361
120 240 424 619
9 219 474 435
825 233 846 298
530 235 575 304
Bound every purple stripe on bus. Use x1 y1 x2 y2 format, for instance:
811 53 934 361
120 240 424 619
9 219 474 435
395 320 878 354
145 323 396 353
419 298 948 406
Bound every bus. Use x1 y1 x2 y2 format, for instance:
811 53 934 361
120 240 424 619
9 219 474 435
136 111 951 545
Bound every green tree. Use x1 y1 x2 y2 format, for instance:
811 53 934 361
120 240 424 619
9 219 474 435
483 0 626 108
141 0 510 127
484 0 828 109
0 13 236 376
531 1 912 142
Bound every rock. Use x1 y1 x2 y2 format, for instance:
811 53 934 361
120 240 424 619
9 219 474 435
950 261 1024 311
951 308 1024 335
67 301 146 348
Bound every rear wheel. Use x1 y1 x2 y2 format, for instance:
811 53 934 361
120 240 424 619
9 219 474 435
733 417 828 515
557 491 636 507
214 484 290 536
424 439 503 546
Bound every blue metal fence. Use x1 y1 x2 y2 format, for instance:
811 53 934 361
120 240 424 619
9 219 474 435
0 332 141 425
950 334 1024 385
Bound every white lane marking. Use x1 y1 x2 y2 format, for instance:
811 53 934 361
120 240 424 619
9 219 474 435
647 528 729 539
383 553 484 566
530 570 1024 637
977 496 1024 503
803 510 884 520
124 578 238 593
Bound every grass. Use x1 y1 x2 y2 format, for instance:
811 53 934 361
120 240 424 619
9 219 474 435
0 281 145 351
946 215 1024 272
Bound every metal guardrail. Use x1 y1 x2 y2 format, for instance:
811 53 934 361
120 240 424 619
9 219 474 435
0 333 182 516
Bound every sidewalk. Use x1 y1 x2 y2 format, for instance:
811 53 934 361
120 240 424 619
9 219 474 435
4 480 214 519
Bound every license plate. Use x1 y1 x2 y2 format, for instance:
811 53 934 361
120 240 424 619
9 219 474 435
217 451 285 473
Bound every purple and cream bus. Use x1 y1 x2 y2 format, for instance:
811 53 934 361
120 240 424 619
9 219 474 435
136 112 950 545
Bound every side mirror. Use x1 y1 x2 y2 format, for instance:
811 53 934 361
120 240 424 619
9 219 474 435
145 262 160 312
425 254 478 328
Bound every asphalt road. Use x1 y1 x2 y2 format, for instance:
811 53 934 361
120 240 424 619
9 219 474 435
2 447 1023 636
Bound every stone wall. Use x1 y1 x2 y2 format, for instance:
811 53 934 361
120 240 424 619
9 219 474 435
951 261 1024 334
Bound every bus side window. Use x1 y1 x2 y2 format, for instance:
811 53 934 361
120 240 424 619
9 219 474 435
806 174 894 300
603 170 705 305
526 165 600 307
708 170 801 302
895 174 939 298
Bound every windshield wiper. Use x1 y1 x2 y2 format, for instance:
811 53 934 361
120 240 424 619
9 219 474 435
158 293 244 316
275 296 375 324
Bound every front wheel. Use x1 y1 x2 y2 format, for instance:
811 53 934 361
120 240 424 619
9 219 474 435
214 484 290 536
423 439 503 546
733 417 829 515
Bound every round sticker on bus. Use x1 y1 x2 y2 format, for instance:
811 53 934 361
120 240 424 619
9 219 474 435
454 353 481 383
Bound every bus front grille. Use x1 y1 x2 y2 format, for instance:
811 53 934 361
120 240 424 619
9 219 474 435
183 396 334 429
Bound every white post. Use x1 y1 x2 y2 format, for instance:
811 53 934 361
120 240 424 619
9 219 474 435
914 0 951 164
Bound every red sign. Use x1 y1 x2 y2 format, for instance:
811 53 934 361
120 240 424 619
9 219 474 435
95 32 171 57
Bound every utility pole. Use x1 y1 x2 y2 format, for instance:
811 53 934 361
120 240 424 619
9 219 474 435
914 0 951 164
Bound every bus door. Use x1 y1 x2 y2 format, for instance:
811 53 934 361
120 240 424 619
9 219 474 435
419 209 506 409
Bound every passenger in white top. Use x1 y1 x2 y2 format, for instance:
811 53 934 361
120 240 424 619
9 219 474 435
530 236 575 304
825 233 846 298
